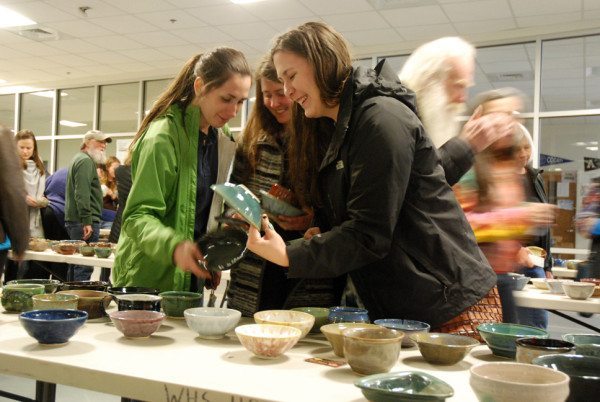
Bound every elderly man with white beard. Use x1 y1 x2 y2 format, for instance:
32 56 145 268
399 37 514 186
64 130 111 281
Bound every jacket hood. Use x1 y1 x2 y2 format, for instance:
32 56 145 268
352 59 417 115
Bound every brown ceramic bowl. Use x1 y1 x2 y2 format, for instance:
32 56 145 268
320 323 382 357
89 242 113 248
28 238 49 252
56 243 77 255
57 290 111 319
342 327 404 375
411 332 480 365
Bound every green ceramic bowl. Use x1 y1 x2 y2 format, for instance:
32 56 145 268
1 283 46 313
562 333 600 346
32 293 79 310
211 183 262 229
478 323 548 358
411 333 479 365
291 307 330 333
94 247 112 258
6 279 62 294
159 291 202 318
355 371 454 401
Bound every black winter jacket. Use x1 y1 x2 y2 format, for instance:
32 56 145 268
286 60 496 326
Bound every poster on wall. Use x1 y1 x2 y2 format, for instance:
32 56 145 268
116 139 132 163
584 157 600 171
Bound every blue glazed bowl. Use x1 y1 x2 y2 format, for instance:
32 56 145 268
355 371 454 402
478 323 548 358
328 306 370 324
533 354 600 402
211 183 262 229
374 319 431 347
19 309 88 344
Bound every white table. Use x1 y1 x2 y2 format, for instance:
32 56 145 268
514 285 600 332
12 249 115 269
0 308 497 402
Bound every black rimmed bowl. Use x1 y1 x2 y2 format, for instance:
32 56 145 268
114 294 162 312
19 309 88 345
60 281 110 292
196 227 247 272
533 354 600 402
108 286 160 297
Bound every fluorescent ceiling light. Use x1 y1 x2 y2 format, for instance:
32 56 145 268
574 142 587 146
59 120 87 128
0 5 36 28
0 85 38 94
586 146 599 151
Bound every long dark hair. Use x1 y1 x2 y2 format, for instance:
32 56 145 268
270 22 352 206
126 47 251 164
15 129 45 175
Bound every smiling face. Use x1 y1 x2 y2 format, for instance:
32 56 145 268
261 77 292 125
273 50 338 121
194 73 251 132
17 138 34 162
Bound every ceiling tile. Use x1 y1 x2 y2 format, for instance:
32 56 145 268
323 11 390 32
0 30 30 45
47 39 106 54
585 0 600 9
510 0 581 17
241 0 314 20
267 16 323 32
44 54 97 67
0 45 34 59
443 0 513 22
584 9 600 19
394 23 457 41
517 13 581 28
119 48 173 63
300 0 373 15
12 56 66 69
381 5 449 27
171 26 233 44
46 0 124 18
346 28 403 47
187 4 259 25
45 20 114 38
155 45 199 59
104 0 177 13
79 51 138 64
90 15 159 34
79 64 125 76
454 18 516 35
135 10 207 30
4 41 64 57
7 1 78 23
220 22 278 41
166 0 227 7
84 35 146 51
113 62 157 73
126 31 189 47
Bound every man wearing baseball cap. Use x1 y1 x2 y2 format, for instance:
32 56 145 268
64 129 111 281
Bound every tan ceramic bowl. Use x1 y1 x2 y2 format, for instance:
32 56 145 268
342 327 403 375
254 310 315 338
320 322 381 357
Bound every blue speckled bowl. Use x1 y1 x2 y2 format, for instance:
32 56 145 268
19 309 88 344
211 183 262 229
355 371 454 401
328 306 370 324
374 319 431 347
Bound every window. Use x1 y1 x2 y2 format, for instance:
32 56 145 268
99 83 138 133
20 91 54 136
58 87 94 135
144 79 171 115
0 94 15 130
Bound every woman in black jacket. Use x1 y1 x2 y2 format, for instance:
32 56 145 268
247 22 498 337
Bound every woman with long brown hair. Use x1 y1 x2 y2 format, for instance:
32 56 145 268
247 22 497 335
113 48 251 293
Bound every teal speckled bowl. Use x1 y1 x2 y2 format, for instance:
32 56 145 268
211 183 262 229
478 323 548 358
355 371 454 402
1 284 45 313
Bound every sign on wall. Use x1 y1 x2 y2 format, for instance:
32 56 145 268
539 154 573 167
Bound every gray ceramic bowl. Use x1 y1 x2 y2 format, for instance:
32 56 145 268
374 319 430 347
342 327 403 375
411 332 479 365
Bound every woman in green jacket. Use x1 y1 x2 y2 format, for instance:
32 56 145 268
113 48 251 293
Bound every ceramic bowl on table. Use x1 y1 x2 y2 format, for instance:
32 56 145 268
235 323 301 359
31 293 79 310
159 291 202 318
320 322 381 357
561 281 595 300
114 294 162 312
533 354 600 402
507 273 529 291
211 183 262 229
374 318 430 347
328 306 370 323
19 309 88 345
355 371 454 402
57 290 112 319
79 245 95 256
470 362 570 402
55 243 77 255
1 283 45 313
258 190 303 217
60 280 110 292
28 237 49 252
342 327 403 375
545 279 573 294
290 307 330 333
477 323 549 358
530 278 550 290
6 279 62 294
184 307 241 339
515 338 575 364
109 310 165 338
562 334 600 357
581 278 600 298
254 309 315 338
107 286 160 297
411 332 479 365
89 242 112 248
94 247 112 258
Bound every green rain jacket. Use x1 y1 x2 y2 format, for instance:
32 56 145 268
112 103 236 292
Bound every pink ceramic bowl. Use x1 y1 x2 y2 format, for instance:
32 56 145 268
235 324 301 359
109 310 165 338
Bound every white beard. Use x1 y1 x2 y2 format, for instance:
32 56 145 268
88 148 107 164
417 82 464 148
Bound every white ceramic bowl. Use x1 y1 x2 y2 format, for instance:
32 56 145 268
530 278 549 290
561 282 596 300
470 362 570 402
184 307 241 339
254 310 315 338
545 279 573 294
235 324 301 359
